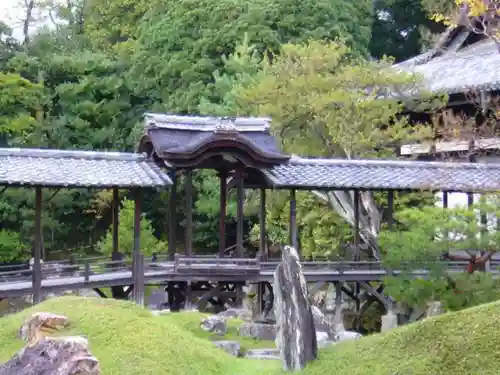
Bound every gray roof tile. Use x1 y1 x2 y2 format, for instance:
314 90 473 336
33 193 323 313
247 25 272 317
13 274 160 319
262 156 500 192
395 36 500 94
0 148 172 188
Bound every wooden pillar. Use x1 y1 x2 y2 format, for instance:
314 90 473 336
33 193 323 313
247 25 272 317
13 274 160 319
442 191 448 209
353 190 360 261
219 170 227 257
353 190 361 312
185 170 193 257
259 188 267 260
168 170 177 260
236 169 244 257
32 187 42 305
387 190 394 230
112 188 119 254
289 189 298 250
133 189 144 305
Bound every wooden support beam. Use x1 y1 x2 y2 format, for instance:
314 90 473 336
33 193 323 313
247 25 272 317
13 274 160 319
259 188 267 260
219 170 227 257
32 186 43 305
442 191 448 209
289 189 297 249
168 170 177 260
358 281 390 311
334 282 343 328
236 168 244 258
93 288 108 298
185 170 193 257
353 190 360 261
133 189 144 305
112 188 119 254
387 190 394 230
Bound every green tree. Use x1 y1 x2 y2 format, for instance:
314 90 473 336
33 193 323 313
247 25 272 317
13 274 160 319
98 198 167 257
370 0 446 62
0 73 44 145
0 230 29 263
381 200 500 311
230 40 442 259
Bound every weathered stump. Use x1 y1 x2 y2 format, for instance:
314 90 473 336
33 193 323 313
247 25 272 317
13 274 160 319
274 245 317 371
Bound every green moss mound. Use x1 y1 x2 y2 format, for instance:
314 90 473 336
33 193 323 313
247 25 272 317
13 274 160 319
304 300 500 375
0 297 279 375
2 296 500 375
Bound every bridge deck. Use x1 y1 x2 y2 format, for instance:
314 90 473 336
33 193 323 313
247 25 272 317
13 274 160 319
0 256 493 298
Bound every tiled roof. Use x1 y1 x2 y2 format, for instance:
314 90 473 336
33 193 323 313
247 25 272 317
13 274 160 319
142 113 289 165
262 156 500 192
0 148 172 188
394 29 500 95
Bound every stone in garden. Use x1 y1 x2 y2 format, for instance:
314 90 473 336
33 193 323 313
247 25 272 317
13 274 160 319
213 340 241 357
315 331 331 348
200 315 227 335
238 322 277 341
19 312 69 345
245 348 281 360
274 245 317 371
217 308 252 321
381 310 398 332
311 306 335 339
426 301 443 318
0 336 100 375
334 330 362 342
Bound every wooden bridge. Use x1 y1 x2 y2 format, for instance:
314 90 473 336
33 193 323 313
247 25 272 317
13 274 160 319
0 255 494 300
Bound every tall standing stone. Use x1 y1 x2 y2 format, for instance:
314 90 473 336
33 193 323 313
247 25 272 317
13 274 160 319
274 245 317 371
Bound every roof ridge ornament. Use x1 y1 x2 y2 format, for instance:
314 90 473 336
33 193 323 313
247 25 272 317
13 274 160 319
214 116 238 134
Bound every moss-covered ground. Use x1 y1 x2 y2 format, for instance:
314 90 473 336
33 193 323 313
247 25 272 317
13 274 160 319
1 296 499 375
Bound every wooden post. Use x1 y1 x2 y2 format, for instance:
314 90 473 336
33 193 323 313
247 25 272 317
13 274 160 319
236 168 244 258
442 191 448 209
112 188 119 255
387 190 394 230
353 190 361 312
133 189 144 305
219 170 227 257
289 189 297 250
185 170 193 257
353 190 360 261
168 170 177 260
259 188 267 260
32 186 42 305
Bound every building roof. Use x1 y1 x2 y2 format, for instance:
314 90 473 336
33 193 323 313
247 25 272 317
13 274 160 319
262 156 500 192
394 27 500 95
0 148 172 188
140 113 290 168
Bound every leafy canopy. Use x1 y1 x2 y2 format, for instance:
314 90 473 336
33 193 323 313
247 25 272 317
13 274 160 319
381 200 500 311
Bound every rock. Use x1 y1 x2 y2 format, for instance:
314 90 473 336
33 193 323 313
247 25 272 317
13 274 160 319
381 310 398 332
200 315 227 335
19 312 69 345
426 301 443 318
213 340 241 357
0 336 99 375
334 330 362 343
274 245 317 371
147 289 168 310
245 349 281 360
311 306 335 339
315 331 330 348
217 308 252 321
238 322 277 341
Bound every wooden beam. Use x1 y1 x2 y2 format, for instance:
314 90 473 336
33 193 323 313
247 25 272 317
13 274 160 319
259 188 267 260
168 170 177 260
219 170 227 257
133 189 144 305
236 168 244 257
112 188 119 254
353 190 360 261
358 281 390 311
289 189 297 249
387 190 394 230
185 170 193 256
32 186 43 305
